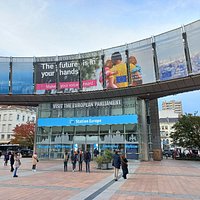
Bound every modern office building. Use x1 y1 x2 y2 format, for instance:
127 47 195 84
162 100 183 115
0 106 36 144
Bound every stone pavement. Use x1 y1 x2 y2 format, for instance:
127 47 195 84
0 157 200 200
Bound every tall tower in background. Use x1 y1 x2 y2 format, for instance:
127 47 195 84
162 100 183 115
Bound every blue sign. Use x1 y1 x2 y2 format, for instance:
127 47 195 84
38 114 138 127
125 144 138 149
102 144 119 149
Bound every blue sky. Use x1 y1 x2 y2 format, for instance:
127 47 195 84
0 0 200 114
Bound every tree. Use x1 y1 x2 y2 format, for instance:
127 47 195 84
170 114 200 149
10 122 35 149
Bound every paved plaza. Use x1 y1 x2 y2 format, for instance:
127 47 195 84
0 157 200 200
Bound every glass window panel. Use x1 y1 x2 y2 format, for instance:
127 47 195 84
100 125 110 134
111 104 122 116
75 126 86 133
128 38 156 85
0 58 10 94
155 28 188 81
75 107 87 117
63 108 74 118
86 126 98 133
125 124 137 133
63 126 74 133
51 127 62 143
12 58 34 94
111 125 124 134
125 134 138 143
37 127 50 144
123 97 136 114
38 109 51 118
51 109 62 118
98 106 110 116
86 134 98 144
185 20 200 74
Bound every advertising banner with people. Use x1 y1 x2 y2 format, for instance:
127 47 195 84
185 20 200 74
0 59 10 94
12 61 34 94
35 62 57 94
81 52 103 91
58 60 79 93
128 38 156 85
103 46 128 89
155 28 188 81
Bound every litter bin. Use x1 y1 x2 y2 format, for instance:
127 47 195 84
153 149 162 161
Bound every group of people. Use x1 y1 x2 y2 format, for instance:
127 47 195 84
2 151 39 178
3 151 22 177
63 149 91 173
3 149 128 181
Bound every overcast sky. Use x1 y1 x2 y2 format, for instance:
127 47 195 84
0 0 200 114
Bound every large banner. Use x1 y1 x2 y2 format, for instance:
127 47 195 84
103 46 128 89
81 52 102 91
12 61 34 94
128 38 156 85
155 28 188 81
185 20 200 74
58 60 79 93
35 62 57 94
0 59 9 94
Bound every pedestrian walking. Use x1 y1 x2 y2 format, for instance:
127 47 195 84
4 152 9 166
63 151 70 172
32 153 39 172
84 150 91 173
10 152 15 172
120 154 128 179
13 152 21 177
112 149 121 181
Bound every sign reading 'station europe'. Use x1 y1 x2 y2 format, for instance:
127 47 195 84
38 114 138 127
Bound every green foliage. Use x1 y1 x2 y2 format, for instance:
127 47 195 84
94 149 113 164
170 114 200 149
81 57 99 80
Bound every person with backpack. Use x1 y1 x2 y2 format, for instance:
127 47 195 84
84 150 91 173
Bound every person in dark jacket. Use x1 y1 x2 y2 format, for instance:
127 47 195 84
112 149 121 181
10 152 15 172
84 150 91 173
78 150 84 171
71 151 78 172
63 151 70 172
120 154 128 179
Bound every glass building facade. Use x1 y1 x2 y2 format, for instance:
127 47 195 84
36 96 145 160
